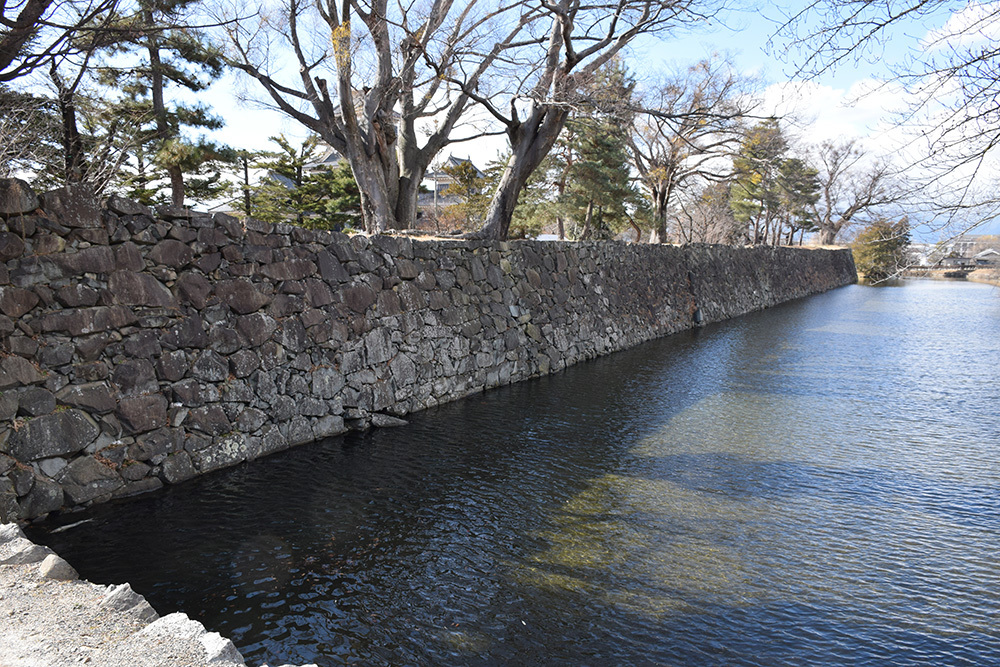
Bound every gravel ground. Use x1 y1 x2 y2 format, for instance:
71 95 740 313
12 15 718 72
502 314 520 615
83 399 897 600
0 524 309 667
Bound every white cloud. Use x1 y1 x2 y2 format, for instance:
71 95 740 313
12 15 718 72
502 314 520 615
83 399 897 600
921 1 1000 49
759 79 908 150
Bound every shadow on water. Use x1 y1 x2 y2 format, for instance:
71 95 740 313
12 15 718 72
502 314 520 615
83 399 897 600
27 282 1000 666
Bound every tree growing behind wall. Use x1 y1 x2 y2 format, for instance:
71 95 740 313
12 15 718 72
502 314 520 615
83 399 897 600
730 119 821 245
470 0 726 241
629 56 751 243
675 180 743 244
809 139 903 245
441 161 492 231
852 217 910 281
223 0 543 234
561 115 645 240
96 0 233 207
248 135 361 230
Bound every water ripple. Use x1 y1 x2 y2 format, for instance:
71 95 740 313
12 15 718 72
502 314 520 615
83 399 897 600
29 281 1000 666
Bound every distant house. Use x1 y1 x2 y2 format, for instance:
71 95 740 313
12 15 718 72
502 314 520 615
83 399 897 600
973 248 1000 265
424 155 486 196
305 145 344 173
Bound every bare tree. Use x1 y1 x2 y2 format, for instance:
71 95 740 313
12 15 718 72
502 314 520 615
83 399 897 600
675 180 741 243
469 0 725 240
775 1 1000 230
809 139 903 245
222 0 538 233
629 56 751 243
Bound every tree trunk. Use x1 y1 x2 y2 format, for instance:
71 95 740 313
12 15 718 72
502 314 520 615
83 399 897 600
394 174 421 230
628 217 642 243
242 156 251 217
168 165 184 207
55 80 85 183
348 156 395 233
476 104 569 241
580 200 595 240
818 226 837 245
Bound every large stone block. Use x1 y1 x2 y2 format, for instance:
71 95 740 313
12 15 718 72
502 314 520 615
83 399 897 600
3 410 99 460
0 233 25 262
56 382 116 413
117 394 168 434
184 405 231 436
159 451 197 484
51 245 116 275
15 387 55 417
111 359 158 396
340 283 377 313
261 259 317 281
37 305 137 335
57 456 124 504
39 183 101 228
191 350 229 382
149 239 194 268
216 279 270 314
175 272 212 308
109 270 177 308
192 433 248 473
0 286 39 318
0 355 43 390
106 194 149 216
236 312 277 347
17 476 63 520
0 178 39 218
55 283 99 307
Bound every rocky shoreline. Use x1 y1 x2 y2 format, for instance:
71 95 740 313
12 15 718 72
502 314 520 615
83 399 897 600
0 523 310 667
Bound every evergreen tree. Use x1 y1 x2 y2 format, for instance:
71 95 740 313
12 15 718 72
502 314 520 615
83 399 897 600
562 116 643 240
303 160 362 230
731 119 788 245
441 160 491 230
248 135 323 224
249 135 361 230
777 157 820 245
100 0 231 207
852 218 910 282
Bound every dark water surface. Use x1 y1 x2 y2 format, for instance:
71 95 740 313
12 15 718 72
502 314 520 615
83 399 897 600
30 280 1000 666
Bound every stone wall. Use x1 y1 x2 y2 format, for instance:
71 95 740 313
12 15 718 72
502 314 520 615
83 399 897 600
0 179 856 523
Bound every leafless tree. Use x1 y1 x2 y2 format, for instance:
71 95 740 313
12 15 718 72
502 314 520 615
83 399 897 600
808 139 906 245
468 0 726 240
222 0 540 233
629 56 751 243
674 180 742 243
774 1 1000 232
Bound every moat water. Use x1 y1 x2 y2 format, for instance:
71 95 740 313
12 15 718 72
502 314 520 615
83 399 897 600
31 280 1000 666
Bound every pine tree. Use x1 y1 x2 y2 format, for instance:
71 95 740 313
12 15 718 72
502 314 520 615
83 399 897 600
249 135 361 230
731 119 788 245
441 161 491 230
777 157 820 245
100 0 231 207
562 116 642 240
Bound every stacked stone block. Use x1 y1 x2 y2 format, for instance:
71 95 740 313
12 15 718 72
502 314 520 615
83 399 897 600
0 178 856 523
